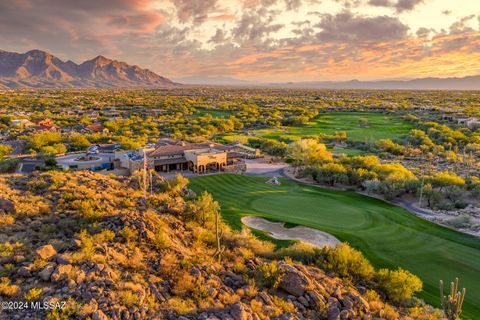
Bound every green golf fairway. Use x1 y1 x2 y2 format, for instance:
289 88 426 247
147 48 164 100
189 174 480 319
220 112 414 144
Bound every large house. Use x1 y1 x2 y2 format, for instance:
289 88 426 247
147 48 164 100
116 139 259 175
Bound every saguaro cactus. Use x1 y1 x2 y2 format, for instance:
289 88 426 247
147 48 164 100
213 209 225 262
440 278 466 320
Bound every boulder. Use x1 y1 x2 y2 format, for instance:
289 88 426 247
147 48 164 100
39 264 55 281
0 199 16 214
51 264 73 282
92 310 109 320
306 290 326 309
327 307 340 320
278 263 310 297
35 244 57 260
17 266 31 277
56 254 72 265
230 302 252 320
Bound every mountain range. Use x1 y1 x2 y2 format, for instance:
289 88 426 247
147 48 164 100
0 49 175 88
178 76 480 90
2 49 480 90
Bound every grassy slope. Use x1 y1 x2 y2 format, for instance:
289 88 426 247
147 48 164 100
191 108 236 119
220 112 413 155
189 174 480 319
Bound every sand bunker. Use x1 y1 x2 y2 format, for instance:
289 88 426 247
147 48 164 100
242 216 340 247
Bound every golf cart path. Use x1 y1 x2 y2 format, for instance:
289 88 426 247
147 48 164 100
242 216 340 247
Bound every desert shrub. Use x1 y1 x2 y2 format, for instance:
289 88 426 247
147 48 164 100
168 297 196 315
256 261 284 289
24 287 43 300
273 241 319 264
445 214 471 229
0 277 20 297
0 242 23 257
223 228 275 256
218 291 240 305
72 230 103 263
27 178 49 191
152 230 171 250
364 289 381 302
76 200 101 221
126 248 144 269
94 229 115 243
119 226 138 248
0 214 15 226
317 243 374 282
0 158 19 173
33 258 48 270
272 296 296 313
376 268 422 304
118 290 140 307
381 304 400 320
0 264 14 277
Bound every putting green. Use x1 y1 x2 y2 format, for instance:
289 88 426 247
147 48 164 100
189 174 480 319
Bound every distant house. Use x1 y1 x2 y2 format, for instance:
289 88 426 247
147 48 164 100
85 124 109 134
11 119 33 128
456 117 479 129
32 118 55 126
30 125 59 132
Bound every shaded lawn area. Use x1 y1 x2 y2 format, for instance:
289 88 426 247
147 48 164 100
191 108 237 119
189 174 480 319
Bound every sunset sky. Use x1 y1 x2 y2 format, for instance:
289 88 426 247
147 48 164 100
1 0 480 82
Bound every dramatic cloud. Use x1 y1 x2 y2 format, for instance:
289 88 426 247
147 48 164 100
0 0 479 81
396 0 424 12
368 0 424 12
315 12 409 42
171 0 217 24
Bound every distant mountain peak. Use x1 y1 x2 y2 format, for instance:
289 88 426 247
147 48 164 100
0 49 176 88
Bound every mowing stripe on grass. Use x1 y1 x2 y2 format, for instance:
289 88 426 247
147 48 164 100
189 174 480 319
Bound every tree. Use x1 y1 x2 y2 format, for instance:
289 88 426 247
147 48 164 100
376 268 422 304
68 133 90 150
0 144 12 158
39 143 67 155
287 139 332 168
187 191 220 226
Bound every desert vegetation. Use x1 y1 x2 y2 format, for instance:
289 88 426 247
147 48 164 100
0 171 446 319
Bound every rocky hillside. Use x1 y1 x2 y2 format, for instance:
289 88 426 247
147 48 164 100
0 49 175 88
0 171 443 319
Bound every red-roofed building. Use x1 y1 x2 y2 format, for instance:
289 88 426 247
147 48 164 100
85 124 109 134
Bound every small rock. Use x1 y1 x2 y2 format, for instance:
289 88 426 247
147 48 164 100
17 266 31 277
56 254 72 265
39 264 55 281
35 244 57 260
327 307 340 320
230 302 251 320
51 264 73 282
71 239 81 248
92 310 109 320
0 199 16 214
341 298 353 309
298 296 309 307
